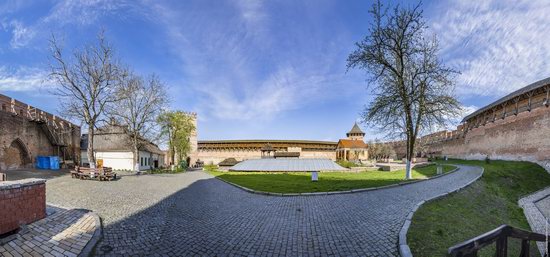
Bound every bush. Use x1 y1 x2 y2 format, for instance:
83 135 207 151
203 164 219 172
149 166 185 174
336 160 361 168
179 160 188 169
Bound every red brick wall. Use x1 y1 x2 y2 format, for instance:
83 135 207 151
425 107 550 172
0 179 46 235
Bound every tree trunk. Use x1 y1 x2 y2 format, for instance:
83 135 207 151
87 127 96 168
170 145 175 165
405 134 414 180
133 136 139 172
405 159 412 179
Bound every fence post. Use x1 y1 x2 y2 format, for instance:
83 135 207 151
495 237 508 257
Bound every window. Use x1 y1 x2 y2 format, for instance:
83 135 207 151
140 157 144 166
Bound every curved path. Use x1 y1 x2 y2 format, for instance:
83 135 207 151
64 166 482 256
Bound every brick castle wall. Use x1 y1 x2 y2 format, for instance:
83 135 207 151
197 150 336 165
0 94 81 170
0 112 55 170
0 179 46 235
427 106 550 171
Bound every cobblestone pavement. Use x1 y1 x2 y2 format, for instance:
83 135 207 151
45 165 482 256
0 207 98 257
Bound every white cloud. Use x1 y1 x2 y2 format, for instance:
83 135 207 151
7 20 36 49
146 1 361 122
235 0 266 25
0 0 32 15
429 0 550 97
43 0 131 25
195 68 353 121
459 105 478 118
0 0 133 50
0 66 53 92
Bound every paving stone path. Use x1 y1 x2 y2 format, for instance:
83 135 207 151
519 186 550 256
0 207 98 257
45 165 482 257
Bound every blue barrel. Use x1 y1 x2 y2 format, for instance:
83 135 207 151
36 156 50 169
42 156 51 169
49 156 60 170
35 157 41 169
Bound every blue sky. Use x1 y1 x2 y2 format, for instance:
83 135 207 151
1 0 549 142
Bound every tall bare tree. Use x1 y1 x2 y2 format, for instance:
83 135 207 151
112 73 168 172
49 32 121 168
347 1 460 179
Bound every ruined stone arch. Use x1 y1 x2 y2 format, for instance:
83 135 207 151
4 138 32 169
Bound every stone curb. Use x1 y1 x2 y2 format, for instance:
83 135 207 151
78 209 103 257
398 165 484 257
209 165 460 197
518 185 550 203
517 186 550 256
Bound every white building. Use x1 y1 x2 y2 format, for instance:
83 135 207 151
80 124 165 171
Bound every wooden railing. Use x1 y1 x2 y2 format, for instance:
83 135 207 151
448 225 549 257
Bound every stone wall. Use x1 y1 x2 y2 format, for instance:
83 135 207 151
0 179 46 235
427 106 550 172
187 112 198 166
0 94 81 170
197 150 336 165
0 112 54 170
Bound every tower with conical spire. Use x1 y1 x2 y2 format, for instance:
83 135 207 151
346 122 365 141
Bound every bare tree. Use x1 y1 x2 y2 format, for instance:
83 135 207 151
347 1 460 179
49 32 121 168
112 73 168 172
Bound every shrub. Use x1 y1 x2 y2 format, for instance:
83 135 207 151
336 160 360 168
203 164 219 172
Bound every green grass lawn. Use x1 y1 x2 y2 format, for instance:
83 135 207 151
205 164 455 193
408 159 550 257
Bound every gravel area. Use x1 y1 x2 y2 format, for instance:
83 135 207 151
44 165 483 256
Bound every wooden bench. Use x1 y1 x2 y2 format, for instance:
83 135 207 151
71 167 117 181
70 167 81 178
99 167 117 181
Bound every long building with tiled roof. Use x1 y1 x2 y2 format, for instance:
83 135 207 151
192 124 369 165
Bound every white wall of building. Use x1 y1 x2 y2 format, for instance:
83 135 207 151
82 150 165 171
138 150 152 171
95 151 134 171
